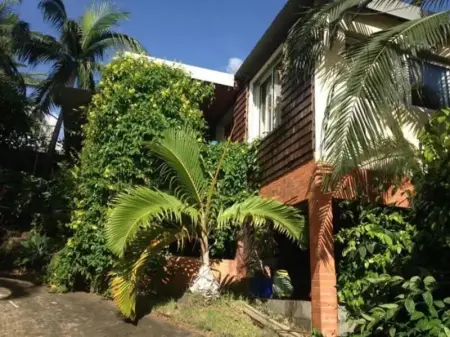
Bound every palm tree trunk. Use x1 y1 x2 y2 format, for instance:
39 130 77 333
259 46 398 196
200 228 210 267
46 110 63 163
189 215 219 297
45 78 76 175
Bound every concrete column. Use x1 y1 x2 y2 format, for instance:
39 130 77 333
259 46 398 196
309 174 338 337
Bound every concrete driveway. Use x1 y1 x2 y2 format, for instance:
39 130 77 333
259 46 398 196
0 277 196 337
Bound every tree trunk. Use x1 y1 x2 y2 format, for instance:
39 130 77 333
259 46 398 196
45 79 76 176
189 216 219 297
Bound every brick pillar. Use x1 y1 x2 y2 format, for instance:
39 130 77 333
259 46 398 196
235 226 250 280
309 174 338 337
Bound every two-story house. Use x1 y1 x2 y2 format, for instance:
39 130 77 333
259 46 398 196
58 1 450 335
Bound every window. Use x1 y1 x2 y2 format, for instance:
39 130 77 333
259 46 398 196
411 63 450 110
256 60 283 136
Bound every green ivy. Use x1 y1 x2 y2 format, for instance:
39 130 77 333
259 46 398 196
47 55 213 293
203 140 260 258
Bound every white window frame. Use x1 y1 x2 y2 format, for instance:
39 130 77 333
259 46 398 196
248 45 283 141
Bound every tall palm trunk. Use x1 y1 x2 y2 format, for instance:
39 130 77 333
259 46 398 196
45 79 75 175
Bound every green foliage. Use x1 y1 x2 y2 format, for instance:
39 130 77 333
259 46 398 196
412 108 450 286
0 76 32 148
0 166 74 233
15 229 61 273
336 204 416 315
351 276 450 337
48 55 212 293
203 141 260 257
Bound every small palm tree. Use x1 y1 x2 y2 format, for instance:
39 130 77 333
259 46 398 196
285 0 450 189
18 0 144 160
106 128 306 319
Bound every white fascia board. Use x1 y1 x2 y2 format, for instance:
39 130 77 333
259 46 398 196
367 0 421 21
125 52 235 87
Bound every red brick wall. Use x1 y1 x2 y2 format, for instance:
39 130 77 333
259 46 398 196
260 160 316 204
160 256 244 296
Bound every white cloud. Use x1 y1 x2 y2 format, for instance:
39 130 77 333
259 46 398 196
226 57 243 74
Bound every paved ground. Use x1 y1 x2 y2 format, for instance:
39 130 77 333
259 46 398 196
0 277 197 337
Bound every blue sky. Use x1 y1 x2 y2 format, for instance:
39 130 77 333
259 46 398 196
19 0 287 73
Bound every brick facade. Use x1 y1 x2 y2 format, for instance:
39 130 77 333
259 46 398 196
260 160 315 204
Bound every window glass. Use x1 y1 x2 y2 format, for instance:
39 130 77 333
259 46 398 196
412 63 450 110
257 60 283 136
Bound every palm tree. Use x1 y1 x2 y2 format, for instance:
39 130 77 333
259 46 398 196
105 128 306 319
18 0 144 162
285 0 450 189
0 0 29 90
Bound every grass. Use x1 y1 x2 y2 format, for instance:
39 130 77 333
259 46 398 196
154 293 277 337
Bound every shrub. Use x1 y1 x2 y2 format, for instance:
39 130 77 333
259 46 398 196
337 109 450 336
336 203 416 316
15 229 61 274
47 55 213 293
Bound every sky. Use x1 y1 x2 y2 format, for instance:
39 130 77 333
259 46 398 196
19 0 288 74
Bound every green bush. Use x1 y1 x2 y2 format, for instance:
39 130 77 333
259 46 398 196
336 204 416 316
47 55 213 293
15 229 61 273
0 166 73 234
336 204 450 336
337 110 450 336
412 108 450 290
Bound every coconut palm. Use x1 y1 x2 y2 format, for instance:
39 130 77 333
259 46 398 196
0 0 30 90
105 128 306 319
285 0 450 189
17 0 144 161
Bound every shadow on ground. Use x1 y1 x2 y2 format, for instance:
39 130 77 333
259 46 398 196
0 275 38 301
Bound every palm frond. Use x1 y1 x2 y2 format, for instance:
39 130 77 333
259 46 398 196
83 31 145 59
16 30 63 67
217 196 307 246
106 186 198 258
321 11 450 189
80 2 129 49
110 232 178 319
285 0 365 81
38 0 67 30
147 128 208 209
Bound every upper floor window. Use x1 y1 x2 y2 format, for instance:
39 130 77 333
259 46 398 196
411 62 450 110
252 57 283 136
257 61 283 135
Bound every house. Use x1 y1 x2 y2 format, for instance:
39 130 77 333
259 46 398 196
56 1 449 335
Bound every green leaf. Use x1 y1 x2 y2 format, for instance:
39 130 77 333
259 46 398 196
405 298 416 314
358 246 367 259
389 327 396 337
361 313 375 322
424 291 434 308
434 300 445 309
218 196 307 246
444 326 450 337
411 311 425 321
444 298 450 305
380 303 399 310
424 276 437 291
